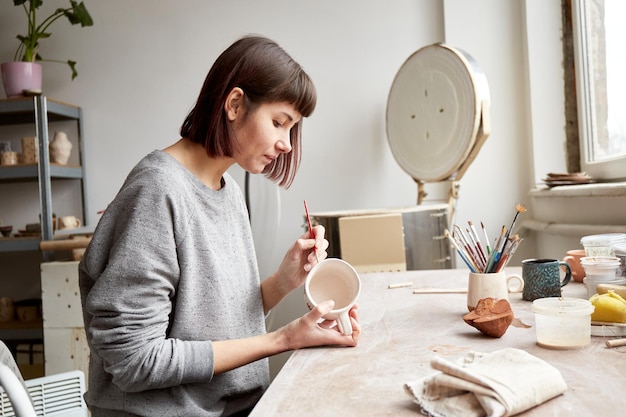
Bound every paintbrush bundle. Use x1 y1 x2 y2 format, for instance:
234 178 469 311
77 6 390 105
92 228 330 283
445 203 527 273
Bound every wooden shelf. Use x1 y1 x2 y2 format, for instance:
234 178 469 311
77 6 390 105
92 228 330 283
0 319 43 341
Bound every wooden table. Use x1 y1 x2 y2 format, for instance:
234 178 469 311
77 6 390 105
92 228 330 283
250 268 625 417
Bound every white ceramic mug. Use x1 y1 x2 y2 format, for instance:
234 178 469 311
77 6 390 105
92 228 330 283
58 215 81 230
304 258 361 335
467 271 524 311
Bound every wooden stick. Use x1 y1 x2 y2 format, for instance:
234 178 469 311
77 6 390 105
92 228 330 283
39 236 91 251
605 338 626 348
412 288 467 294
388 282 413 289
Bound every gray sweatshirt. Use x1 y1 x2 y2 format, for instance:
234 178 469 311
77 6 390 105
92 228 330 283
79 150 269 416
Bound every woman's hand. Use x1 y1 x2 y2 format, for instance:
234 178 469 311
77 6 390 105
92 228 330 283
261 225 329 313
278 301 361 350
279 224 329 287
212 301 360 375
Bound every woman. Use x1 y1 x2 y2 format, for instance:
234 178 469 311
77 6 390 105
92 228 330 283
79 35 360 417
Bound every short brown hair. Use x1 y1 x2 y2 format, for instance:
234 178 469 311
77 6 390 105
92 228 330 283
180 35 317 188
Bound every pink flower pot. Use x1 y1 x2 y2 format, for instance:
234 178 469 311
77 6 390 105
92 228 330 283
1 62 42 98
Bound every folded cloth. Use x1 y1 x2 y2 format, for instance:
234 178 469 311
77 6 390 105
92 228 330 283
404 348 567 417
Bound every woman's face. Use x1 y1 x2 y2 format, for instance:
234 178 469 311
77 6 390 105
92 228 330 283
230 100 301 174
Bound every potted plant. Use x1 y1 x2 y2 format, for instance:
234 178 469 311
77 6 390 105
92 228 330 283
1 0 94 98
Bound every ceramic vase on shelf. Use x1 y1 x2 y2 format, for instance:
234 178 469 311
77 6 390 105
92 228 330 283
20 136 38 164
49 131 73 165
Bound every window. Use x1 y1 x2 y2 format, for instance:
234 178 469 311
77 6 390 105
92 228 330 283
571 0 626 180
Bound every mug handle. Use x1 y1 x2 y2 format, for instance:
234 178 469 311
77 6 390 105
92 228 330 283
506 274 524 293
558 261 572 287
562 255 579 280
336 311 353 336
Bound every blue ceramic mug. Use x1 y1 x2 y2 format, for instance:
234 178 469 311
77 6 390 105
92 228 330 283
522 258 572 301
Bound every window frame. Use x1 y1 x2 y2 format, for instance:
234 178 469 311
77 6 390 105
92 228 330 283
571 0 626 180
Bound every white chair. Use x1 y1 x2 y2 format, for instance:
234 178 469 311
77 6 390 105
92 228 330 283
0 363 37 417
0 341 87 417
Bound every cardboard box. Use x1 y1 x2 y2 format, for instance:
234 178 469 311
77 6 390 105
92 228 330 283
310 204 454 272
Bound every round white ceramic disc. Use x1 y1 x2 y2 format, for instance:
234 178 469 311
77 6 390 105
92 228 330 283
386 44 489 182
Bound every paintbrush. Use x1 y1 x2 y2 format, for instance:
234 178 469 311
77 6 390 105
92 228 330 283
466 227 486 271
494 234 521 272
500 203 528 257
497 236 524 272
481 221 491 255
486 225 507 273
508 203 527 236
303 200 318 262
445 229 477 272
454 226 482 271
468 221 487 264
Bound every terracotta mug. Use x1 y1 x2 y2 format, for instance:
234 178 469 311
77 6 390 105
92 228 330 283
58 215 81 230
304 258 361 335
563 249 586 282
467 271 524 311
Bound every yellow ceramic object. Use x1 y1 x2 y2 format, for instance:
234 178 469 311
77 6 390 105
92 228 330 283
590 290 626 323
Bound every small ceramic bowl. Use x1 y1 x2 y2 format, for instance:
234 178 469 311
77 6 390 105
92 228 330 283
580 256 621 280
25 223 41 233
0 225 13 237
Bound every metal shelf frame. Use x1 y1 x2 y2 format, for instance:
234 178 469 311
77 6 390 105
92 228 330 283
0 96 88 259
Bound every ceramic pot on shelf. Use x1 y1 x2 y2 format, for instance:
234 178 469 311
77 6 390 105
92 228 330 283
1 62 42 98
49 131 73 165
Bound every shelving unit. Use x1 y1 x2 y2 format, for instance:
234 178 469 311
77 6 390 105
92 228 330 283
0 96 87 260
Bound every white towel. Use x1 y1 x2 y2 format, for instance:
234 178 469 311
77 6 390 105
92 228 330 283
405 348 567 417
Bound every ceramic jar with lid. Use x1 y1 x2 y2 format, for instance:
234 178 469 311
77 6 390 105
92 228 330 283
531 297 594 349
580 233 626 280
580 233 626 257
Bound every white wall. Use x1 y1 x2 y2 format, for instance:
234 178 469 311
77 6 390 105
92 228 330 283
1 0 547 375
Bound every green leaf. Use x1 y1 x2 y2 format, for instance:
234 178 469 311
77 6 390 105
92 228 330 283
67 1 94 27
68 60 78 80
12 0 94 79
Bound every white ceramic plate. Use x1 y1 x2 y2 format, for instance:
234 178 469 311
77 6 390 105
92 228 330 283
591 321 626 336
